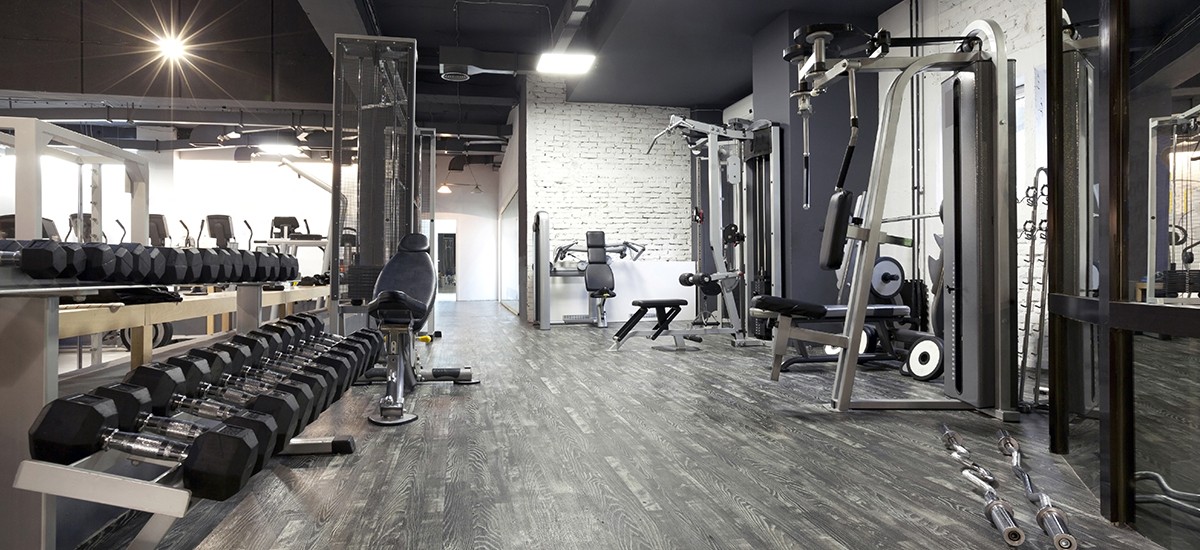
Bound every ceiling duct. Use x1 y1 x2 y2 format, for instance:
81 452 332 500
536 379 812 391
438 46 537 82
447 154 497 171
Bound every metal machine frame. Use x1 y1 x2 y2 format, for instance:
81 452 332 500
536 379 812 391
642 115 782 347
1145 103 1200 305
789 20 1018 419
328 35 418 334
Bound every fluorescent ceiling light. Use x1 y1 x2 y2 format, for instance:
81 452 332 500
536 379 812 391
437 183 453 194
257 144 303 157
536 53 595 75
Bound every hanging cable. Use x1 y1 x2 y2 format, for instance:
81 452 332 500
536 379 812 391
833 69 859 191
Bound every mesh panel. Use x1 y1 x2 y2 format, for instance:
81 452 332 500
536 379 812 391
332 36 417 301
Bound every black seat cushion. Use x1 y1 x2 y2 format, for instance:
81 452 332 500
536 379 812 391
750 295 827 319
823 304 910 319
371 233 436 329
632 299 688 308
367 289 428 320
750 295 911 321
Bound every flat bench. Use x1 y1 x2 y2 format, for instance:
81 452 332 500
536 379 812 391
750 295 910 380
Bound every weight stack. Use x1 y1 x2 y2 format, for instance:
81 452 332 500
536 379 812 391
899 279 929 332
345 265 384 301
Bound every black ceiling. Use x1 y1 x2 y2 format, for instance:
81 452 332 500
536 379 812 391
374 0 905 127
5 0 1200 143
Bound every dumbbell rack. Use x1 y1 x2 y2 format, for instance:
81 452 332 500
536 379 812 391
0 282 331 550
14 448 193 550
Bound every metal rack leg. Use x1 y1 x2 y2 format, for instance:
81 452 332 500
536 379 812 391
0 296 60 549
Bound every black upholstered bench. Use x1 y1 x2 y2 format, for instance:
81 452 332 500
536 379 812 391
749 295 911 380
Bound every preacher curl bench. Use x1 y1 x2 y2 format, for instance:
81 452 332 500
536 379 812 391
367 234 478 426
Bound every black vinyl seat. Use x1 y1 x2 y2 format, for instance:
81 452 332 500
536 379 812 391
370 234 436 329
584 231 615 299
750 295 910 320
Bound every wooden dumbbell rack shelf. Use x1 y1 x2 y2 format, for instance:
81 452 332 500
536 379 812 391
0 282 331 550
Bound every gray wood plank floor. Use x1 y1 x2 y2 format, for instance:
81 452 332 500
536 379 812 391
103 301 1156 549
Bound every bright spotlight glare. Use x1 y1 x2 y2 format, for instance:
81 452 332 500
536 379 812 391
156 36 187 60
536 53 595 75
257 144 304 157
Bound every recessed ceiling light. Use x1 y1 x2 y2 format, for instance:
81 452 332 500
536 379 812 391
536 53 595 75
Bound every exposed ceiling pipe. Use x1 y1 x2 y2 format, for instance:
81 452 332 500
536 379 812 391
447 155 495 171
439 46 538 81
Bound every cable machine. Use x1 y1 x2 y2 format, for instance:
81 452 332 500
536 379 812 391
786 20 1019 419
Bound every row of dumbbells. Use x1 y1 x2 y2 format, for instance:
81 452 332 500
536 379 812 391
29 313 383 501
0 238 300 284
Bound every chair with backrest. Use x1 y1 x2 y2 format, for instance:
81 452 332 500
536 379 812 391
583 231 616 328
365 233 477 426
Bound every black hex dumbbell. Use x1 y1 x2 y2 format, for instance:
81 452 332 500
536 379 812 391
222 249 243 283
292 313 383 358
237 250 257 282
270 320 372 381
92 382 277 473
282 313 378 360
0 239 85 279
125 362 301 454
254 325 357 397
155 247 202 284
268 319 369 380
279 255 299 281
78 243 118 281
167 349 319 431
212 340 324 424
252 251 279 281
234 331 344 408
117 243 164 283
196 249 223 283
97 244 136 282
28 393 259 501
279 316 379 375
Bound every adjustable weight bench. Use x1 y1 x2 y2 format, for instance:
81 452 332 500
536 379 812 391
367 234 477 426
749 295 912 380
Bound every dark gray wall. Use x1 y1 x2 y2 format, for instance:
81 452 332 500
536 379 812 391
753 11 879 303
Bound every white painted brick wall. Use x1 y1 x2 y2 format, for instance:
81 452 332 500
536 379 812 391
524 76 693 313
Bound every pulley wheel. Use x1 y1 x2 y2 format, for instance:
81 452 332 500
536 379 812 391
871 256 905 299
906 336 944 381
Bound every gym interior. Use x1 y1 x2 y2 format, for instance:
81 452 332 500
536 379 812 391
0 0 1195 549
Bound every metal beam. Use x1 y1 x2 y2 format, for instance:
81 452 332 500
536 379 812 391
0 108 331 130
428 123 512 138
550 0 595 52
296 0 375 54
417 93 516 107
0 89 332 129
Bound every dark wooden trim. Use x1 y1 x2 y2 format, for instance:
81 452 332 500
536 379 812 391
1048 294 1100 325
1099 0 1134 523
1109 302 1200 337
1046 0 1070 455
